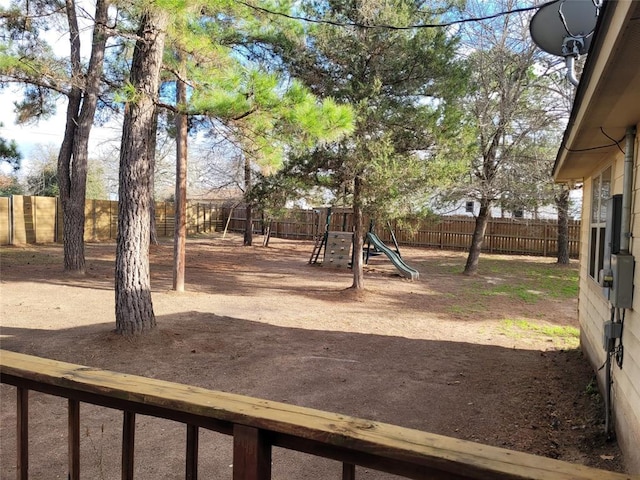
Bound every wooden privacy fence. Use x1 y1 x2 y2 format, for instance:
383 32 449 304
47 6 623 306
1 350 631 480
0 197 580 258
223 207 581 259
0 196 222 245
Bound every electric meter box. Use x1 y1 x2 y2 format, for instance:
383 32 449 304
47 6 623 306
603 321 623 352
610 253 634 308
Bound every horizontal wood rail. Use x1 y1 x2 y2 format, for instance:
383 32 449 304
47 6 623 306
0 350 634 480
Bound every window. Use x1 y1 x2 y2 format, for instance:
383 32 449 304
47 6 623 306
588 166 611 280
465 201 474 213
513 209 524 218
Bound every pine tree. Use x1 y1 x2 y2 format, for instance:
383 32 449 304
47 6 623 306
159 3 353 289
268 0 467 289
112 0 352 330
115 6 169 335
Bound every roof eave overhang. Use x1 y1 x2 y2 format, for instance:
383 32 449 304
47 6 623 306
553 0 639 184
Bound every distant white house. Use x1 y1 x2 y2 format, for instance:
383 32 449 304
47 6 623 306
432 191 582 220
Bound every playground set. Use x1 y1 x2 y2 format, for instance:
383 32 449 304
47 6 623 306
308 207 419 280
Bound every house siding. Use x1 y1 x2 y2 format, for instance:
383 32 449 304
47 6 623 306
579 131 640 473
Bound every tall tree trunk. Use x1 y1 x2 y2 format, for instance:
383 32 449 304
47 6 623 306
149 103 159 246
556 186 570 265
58 0 109 273
57 0 83 272
464 199 491 275
464 126 501 276
115 10 168 335
66 0 109 271
351 174 364 290
173 62 188 292
243 157 253 246
58 87 83 272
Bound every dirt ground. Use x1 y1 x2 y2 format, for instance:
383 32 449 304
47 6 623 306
0 233 628 478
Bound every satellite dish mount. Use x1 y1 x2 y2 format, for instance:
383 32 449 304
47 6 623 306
530 0 602 87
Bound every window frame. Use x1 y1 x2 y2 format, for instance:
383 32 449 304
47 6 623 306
588 166 612 282
465 201 474 213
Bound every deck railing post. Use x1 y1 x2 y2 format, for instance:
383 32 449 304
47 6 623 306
0 351 630 480
17 387 28 480
68 399 80 480
342 462 356 480
186 424 199 480
232 425 271 480
122 411 136 480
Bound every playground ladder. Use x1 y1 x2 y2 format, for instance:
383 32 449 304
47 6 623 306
309 234 325 264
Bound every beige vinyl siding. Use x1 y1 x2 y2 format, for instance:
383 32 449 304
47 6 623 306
579 135 640 472
613 132 640 471
612 386 640 474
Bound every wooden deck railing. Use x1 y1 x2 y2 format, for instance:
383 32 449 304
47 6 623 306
0 350 634 480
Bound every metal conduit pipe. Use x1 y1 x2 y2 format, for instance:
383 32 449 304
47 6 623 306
620 126 636 253
605 306 614 436
565 55 580 87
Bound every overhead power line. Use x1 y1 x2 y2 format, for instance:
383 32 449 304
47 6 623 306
237 0 561 31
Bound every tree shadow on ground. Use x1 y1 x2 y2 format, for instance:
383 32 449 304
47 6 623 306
1 311 622 479
0 238 577 328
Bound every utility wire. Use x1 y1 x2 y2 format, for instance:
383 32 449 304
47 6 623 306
564 143 621 153
599 126 626 154
236 0 561 31
563 129 626 154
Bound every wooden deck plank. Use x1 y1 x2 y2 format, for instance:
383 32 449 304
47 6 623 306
1 350 635 480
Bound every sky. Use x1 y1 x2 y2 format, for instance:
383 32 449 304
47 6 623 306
0 88 121 152
1 0 586 212
0 0 121 176
0 91 122 176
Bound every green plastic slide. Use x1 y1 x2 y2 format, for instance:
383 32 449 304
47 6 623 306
366 232 419 280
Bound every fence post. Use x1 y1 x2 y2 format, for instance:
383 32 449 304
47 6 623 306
9 195 14 245
33 196 37 243
92 200 97 242
110 200 116 241
55 196 59 243
488 219 493 253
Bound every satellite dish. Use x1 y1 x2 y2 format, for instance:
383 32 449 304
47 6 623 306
529 0 601 86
